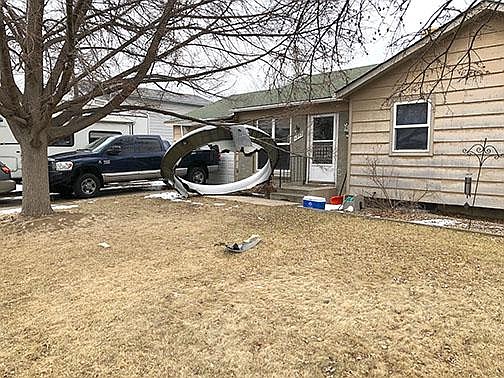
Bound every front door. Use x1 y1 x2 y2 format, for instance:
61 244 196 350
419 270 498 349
308 114 337 183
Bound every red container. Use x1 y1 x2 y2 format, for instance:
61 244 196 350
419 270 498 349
330 195 344 205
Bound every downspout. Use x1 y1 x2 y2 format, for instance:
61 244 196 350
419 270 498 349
345 98 353 194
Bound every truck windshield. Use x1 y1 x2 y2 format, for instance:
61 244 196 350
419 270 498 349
82 136 114 152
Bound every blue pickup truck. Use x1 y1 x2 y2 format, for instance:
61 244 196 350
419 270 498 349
48 135 220 198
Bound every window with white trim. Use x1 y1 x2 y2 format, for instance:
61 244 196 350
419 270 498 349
257 118 291 170
393 101 431 152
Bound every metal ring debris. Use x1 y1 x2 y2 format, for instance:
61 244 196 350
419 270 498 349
161 125 279 197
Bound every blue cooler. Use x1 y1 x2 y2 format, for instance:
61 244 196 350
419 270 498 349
302 196 326 210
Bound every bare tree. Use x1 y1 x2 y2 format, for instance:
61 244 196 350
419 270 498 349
0 0 420 216
384 0 504 100
8 0 496 216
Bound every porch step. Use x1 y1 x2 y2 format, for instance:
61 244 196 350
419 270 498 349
275 184 336 195
270 192 305 203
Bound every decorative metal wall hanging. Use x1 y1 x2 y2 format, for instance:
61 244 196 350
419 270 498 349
462 138 501 229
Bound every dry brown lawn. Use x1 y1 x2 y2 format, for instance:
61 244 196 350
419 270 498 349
1 193 504 377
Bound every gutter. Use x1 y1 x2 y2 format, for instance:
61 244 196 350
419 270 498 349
232 96 346 113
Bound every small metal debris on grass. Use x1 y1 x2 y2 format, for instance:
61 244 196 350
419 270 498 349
98 242 111 249
225 234 261 253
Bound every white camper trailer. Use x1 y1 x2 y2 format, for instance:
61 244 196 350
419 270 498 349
0 111 173 180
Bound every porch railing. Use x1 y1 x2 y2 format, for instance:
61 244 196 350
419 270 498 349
278 155 305 188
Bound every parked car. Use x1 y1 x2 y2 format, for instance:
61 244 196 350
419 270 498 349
48 135 220 198
0 161 16 194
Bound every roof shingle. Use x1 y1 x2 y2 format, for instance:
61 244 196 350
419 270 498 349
187 65 375 120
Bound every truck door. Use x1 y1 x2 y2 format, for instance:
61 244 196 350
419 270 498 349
134 136 164 180
101 135 137 183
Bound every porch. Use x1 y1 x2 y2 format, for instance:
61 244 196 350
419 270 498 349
268 155 342 202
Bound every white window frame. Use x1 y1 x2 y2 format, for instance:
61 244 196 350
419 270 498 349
255 118 292 172
392 100 432 153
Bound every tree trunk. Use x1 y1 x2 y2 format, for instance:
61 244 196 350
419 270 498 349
20 139 53 217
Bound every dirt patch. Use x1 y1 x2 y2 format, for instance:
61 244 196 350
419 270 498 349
2 193 504 377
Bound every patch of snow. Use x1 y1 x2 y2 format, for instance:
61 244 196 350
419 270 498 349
144 192 188 202
412 218 459 227
0 203 78 216
53 204 79 211
102 180 165 191
149 180 166 187
325 204 343 211
0 208 21 215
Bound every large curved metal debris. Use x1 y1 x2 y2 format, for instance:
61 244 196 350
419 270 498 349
161 125 279 197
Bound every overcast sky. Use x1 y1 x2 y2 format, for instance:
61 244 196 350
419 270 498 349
220 0 472 96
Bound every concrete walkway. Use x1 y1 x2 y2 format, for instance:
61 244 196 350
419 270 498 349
211 195 298 207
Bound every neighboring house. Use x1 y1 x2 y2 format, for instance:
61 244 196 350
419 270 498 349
118 88 210 142
0 89 210 179
336 1 504 210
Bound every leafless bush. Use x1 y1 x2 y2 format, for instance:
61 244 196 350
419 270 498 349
364 156 430 211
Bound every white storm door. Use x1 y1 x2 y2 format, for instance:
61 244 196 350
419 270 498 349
308 114 337 183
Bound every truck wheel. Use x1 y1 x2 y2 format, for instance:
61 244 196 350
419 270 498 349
187 166 207 184
74 173 100 198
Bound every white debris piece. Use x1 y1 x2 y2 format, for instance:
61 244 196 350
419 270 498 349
213 203 226 207
98 242 111 249
412 218 459 227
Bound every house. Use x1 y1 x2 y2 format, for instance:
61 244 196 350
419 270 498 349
182 66 375 192
181 0 504 210
337 0 504 210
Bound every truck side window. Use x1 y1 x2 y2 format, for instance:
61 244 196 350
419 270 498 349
136 137 161 153
110 136 134 154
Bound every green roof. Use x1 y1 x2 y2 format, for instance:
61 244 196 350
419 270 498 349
187 65 376 120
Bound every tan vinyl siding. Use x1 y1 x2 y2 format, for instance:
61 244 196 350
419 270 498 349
348 13 504 209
